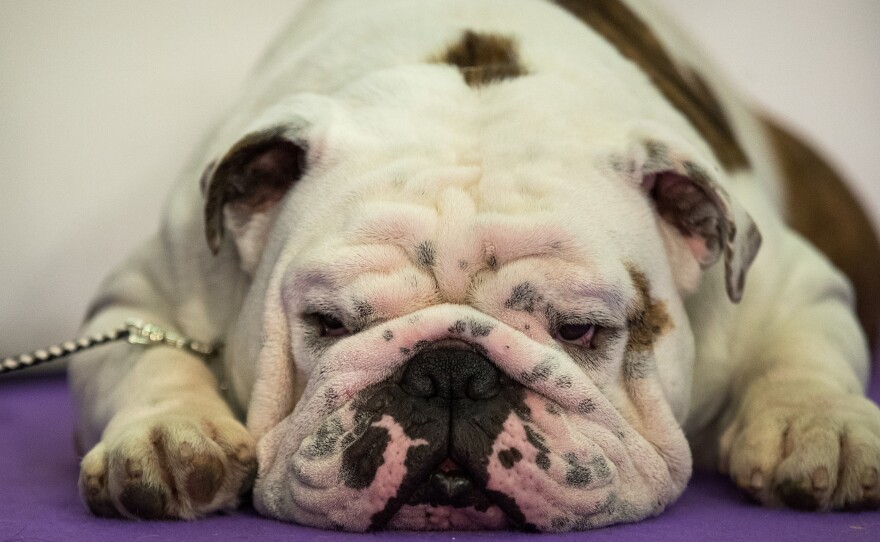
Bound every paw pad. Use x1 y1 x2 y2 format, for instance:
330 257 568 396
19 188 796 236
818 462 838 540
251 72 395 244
120 482 166 519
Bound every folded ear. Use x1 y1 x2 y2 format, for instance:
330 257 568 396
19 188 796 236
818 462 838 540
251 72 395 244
202 126 307 272
639 143 762 303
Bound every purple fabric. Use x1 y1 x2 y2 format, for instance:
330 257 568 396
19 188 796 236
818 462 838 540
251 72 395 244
1 367 879 542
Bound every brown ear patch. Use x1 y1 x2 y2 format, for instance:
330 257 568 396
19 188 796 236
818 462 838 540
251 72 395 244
553 0 749 171
435 30 526 87
764 117 880 349
625 265 674 355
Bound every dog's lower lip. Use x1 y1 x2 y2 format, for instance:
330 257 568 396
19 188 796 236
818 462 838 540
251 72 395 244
405 463 485 508
430 470 473 498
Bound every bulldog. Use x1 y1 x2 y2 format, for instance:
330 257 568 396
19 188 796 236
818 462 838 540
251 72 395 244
68 0 880 532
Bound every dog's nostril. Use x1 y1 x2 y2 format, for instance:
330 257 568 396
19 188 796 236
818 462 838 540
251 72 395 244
399 365 437 398
399 348 501 400
467 366 500 400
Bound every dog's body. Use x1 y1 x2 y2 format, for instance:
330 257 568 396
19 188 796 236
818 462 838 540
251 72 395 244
69 0 880 531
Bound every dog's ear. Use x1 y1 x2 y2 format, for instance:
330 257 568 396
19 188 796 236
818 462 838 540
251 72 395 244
202 126 307 270
639 146 762 303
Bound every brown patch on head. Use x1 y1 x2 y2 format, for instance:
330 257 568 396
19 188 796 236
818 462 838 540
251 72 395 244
553 0 749 171
626 265 674 354
435 30 526 87
764 117 880 350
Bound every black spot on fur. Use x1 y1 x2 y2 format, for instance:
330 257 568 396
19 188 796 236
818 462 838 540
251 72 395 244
505 282 542 313
545 402 562 415
498 447 523 469
577 399 596 414
354 299 373 320
524 425 548 453
520 360 553 383
551 516 570 530
415 241 436 268
564 454 592 488
382 329 394 341
536 453 551 471
448 320 467 334
590 456 612 480
304 417 345 459
555 374 573 389
571 516 595 530
600 492 640 520
524 425 551 471
323 388 340 414
468 318 494 337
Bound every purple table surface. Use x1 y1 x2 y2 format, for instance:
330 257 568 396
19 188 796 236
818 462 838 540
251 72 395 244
2 367 880 542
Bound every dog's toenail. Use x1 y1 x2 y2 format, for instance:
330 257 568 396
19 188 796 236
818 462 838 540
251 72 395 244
863 467 878 489
750 470 764 490
811 467 829 491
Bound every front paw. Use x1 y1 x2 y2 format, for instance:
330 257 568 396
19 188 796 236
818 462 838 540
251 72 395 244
78 414 257 519
720 388 880 510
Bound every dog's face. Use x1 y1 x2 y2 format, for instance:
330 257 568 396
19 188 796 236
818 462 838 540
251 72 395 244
204 64 759 531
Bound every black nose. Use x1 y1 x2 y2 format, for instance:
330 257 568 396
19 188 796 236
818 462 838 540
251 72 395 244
399 348 501 400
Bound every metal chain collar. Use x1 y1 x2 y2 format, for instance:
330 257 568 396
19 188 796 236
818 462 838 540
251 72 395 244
1 319 219 375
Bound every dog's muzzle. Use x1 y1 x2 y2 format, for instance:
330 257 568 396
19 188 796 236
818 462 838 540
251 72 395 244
396 347 502 509
349 343 530 528
252 305 691 532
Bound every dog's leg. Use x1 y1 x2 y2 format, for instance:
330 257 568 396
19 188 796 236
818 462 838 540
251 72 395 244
717 231 880 510
69 236 256 519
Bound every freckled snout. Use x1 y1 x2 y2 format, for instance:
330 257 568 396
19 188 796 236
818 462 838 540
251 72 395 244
399 348 502 400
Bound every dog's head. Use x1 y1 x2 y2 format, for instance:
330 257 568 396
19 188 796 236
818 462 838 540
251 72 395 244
200 60 760 531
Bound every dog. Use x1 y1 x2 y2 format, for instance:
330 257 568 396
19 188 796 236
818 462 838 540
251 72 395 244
68 0 880 531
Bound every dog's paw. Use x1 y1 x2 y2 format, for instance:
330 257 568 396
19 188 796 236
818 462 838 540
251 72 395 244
720 387 880 511
78 414 256 519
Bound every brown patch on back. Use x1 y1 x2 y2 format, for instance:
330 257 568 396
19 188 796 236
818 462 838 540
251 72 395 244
626 265 674 354
436 30 526 87
553 0 750 171
764 117 880 349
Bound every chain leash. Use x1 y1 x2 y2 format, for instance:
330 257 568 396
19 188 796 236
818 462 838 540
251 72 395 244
1 319 219 375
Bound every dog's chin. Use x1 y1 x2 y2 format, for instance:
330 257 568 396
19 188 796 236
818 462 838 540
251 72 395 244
386 503 510 530
377 459 520 530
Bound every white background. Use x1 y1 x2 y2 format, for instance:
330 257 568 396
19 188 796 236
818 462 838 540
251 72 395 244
1 1 878 366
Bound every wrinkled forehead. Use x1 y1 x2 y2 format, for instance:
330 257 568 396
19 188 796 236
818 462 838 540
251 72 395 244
282 185 638 321
275 67 660 294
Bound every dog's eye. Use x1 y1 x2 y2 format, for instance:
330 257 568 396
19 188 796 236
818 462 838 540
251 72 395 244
316 314 350 337
555 323 596 347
